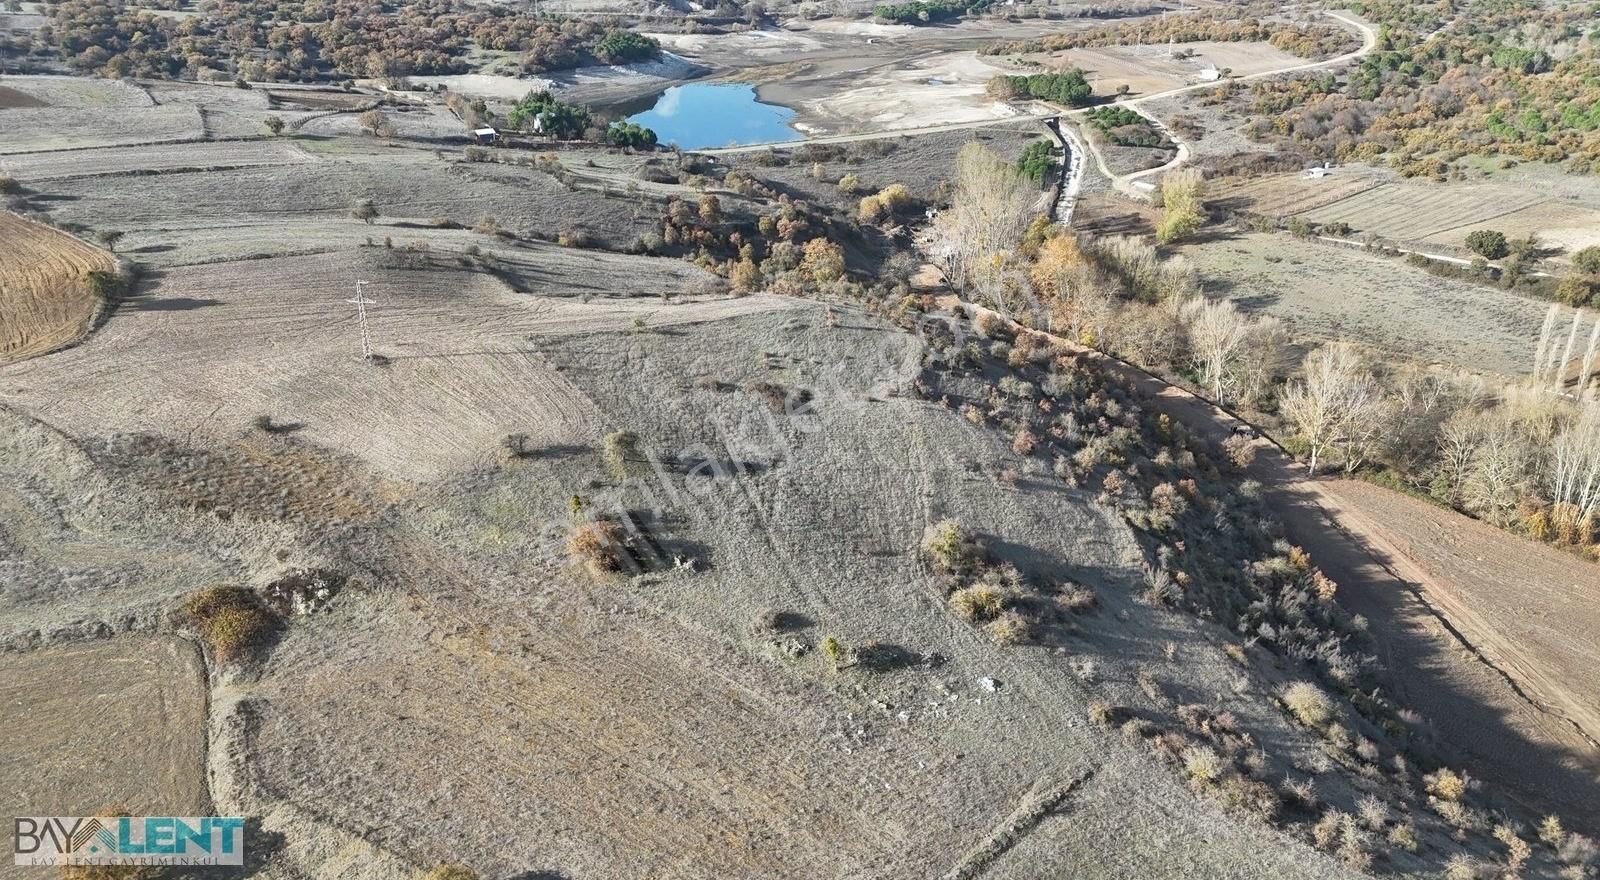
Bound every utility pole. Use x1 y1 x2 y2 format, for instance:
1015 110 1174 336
347 279 377 362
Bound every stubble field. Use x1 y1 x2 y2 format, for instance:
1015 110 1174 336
0 212 114 366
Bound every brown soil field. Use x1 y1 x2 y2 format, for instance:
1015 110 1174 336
0 85 48 109
0 636 209 824
0 212 114 366
1318 480 1600 767
1185 231 1547 375
1205 167 1386 218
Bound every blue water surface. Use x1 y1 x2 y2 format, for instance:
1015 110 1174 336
626 83 799 149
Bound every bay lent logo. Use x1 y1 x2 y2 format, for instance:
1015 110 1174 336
14 817 245 867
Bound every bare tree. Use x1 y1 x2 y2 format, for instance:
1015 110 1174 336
1462 409 1534 525
1280 342 1381 476
1549 402 1600 525
932 142 1036 314
1179 297 1252 404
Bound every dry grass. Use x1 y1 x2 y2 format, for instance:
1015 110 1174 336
950 584 1005 622
0 211 115 365
1281 681 1334 727
568 519 628 573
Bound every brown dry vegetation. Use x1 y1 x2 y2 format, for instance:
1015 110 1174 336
0 211 115 365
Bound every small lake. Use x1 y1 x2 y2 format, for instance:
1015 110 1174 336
624 83 799 150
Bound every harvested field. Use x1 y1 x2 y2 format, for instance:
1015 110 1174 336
214 305 1365 880
0 211 114 366
0 85 47 109
0 106 204 154
0 75 154 108
35 150 661 256
1205 166 1386 219
1419 197 1600 259
0 637 208 819
1295 181 1547 247
0 248 765 479
1185 231 1545 375
0 139 317 181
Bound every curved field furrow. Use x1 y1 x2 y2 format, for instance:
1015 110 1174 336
0 212 115 366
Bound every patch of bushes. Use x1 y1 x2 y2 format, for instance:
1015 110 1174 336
567 518 628 573
181 586 277 663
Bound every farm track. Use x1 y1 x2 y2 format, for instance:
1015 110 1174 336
0 212 115 366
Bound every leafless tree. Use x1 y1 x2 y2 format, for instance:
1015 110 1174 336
932 142 1036 314
1549 402 1600 524
1280 342 1381 476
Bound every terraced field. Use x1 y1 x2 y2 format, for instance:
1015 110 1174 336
0 212 115 366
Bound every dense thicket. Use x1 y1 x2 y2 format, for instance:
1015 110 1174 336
8 0 658 81
1236 0 1600 175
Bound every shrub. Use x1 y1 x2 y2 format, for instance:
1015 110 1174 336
601 430 641 481
567 519 627 572
921 519 979 574
1222 434 1256 470
1574 245 1600 275
1087 701 1117 725
1182 744 1223 785
837 173 862 194
1426 768 1467 801
821 635 847 669
423 867 479 880
1465 229 1509 260
1281 681 1333 726
182 586 276 663
0 174 19 195
950 584 1005 622
1441 854 1479 880
1539 815 1566 848
986 610 1031 644
1386 821 1418 852
1055 583 1097 613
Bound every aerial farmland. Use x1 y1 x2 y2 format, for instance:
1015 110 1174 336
1 0 1598 876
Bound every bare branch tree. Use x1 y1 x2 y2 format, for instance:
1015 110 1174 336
1280 342 1381 477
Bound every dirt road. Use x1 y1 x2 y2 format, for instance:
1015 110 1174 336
953 297 1600 832
1068 10 1378 198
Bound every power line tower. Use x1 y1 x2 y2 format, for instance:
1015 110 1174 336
346 279 377 363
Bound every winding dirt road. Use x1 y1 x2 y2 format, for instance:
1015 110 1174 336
1066 10 1378 197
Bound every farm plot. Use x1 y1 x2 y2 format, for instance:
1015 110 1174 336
1204 168 1384 218
295 105 473 141
0 637 208 820
0 211 114 366
720 122 1047 207
0 105 203 154
0 74 154 108
1294 181 1548 246
1185 232 1547 375
38 151 659 254
1035 41 1303 98
0 248 781 479
0 139 317 181
1420 198 1600 259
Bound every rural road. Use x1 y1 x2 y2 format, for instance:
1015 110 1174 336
947 296 1600 833
1063 9 1379 198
